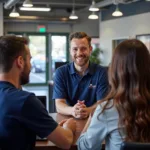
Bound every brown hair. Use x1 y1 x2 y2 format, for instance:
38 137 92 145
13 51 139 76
69 32 91 46
99 39 150 142
0 35 28 73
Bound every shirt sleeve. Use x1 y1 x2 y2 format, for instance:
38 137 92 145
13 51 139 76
77 105 108 150
52 68 67 99
96 67 109 101
20 95 58 138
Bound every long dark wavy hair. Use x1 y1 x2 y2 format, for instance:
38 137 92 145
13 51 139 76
99 39 150 142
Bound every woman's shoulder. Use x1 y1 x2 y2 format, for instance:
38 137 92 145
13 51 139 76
96 99 119 119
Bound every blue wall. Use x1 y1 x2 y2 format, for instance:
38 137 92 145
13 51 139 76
101 0 150 21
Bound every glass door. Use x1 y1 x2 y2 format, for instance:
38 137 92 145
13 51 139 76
8 32 69 85
28 34 47 84
8 32 48 85
50 34 69 79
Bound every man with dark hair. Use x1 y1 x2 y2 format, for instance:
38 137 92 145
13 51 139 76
0 35 76 150
53 32 108 119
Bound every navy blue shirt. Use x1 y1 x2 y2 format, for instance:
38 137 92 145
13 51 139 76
0 81 58 150
53 62 108 107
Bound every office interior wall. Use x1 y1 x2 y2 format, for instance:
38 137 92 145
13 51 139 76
4 22 71 33
73 12 99 37
4 12 99 37
0 3 3 36
100 12 150 66
47 24 71 33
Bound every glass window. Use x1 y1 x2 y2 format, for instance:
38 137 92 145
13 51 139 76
91 38 100 49
51 35 67 79
112 38 128 52
137 34 150 52
8 32 69 85
28 35 46 84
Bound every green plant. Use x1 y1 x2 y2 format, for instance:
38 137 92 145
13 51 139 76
90 48 101 64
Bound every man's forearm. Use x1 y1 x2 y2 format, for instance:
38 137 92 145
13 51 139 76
47 125 74 149
87 102 98 114
56 100 73 116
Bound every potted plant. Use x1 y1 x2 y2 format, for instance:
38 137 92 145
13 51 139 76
90 48 101 64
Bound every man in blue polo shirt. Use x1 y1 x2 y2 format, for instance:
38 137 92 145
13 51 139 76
53 32 108 119
0 36 76 150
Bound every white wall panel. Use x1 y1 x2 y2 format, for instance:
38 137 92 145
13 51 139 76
100 12 150 66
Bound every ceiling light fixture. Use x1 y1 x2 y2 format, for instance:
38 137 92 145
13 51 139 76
89 0 99 12
69 0 78 20
20 7 51 12
88 11 98 19
23 0 33 7
112 5 123 17
9 6 20 17
69 10 78 19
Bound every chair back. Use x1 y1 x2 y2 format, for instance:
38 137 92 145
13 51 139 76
37 96 47 108
120 142 150 150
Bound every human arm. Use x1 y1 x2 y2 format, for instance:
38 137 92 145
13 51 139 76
55 99 73 115
53 67 76 116
21 94 75 149
56 99 97 119
53 67 69 113
56 99 87 119
80 109 95 133
47 118 76 149
77 105 107 150
76 101 98 119
81 114 92 133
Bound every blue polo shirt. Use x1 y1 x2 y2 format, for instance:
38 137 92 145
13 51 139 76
53 62 108 107
0 81 58 150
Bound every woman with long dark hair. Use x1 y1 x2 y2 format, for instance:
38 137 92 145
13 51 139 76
77 39 150 150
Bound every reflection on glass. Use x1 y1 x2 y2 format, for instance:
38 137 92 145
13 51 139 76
51 36 67 78
91 38 99 50
112 38 128 52
137 35 150 52
28 35 46 83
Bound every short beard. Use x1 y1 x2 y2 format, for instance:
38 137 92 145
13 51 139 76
73 55 90 67
20 72 29 85
20 64 29 85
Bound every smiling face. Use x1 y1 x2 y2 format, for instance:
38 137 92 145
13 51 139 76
70 37 92 68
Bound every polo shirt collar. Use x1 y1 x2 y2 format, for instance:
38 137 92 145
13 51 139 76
0 81 15 88
88 62 95 75
69 61 95 75
69 62 76 74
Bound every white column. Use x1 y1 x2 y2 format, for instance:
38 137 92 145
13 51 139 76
0 3 4 36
